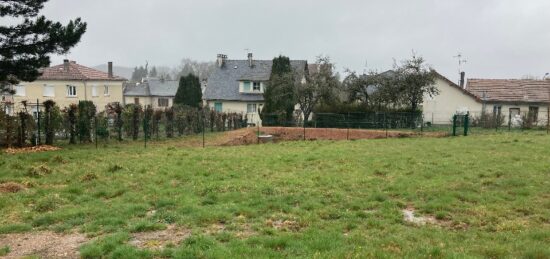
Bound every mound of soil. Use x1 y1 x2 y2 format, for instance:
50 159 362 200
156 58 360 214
5 145 61 154
0 182 25 193
214 127 446 146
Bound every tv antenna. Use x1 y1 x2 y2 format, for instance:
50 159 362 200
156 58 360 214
454 52 467 85
454 53 467 73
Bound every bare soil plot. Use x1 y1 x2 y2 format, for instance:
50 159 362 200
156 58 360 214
0 231 87 258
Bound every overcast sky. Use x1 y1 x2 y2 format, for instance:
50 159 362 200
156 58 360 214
42 0 550 82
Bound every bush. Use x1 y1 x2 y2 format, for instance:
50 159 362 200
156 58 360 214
78 101 97 143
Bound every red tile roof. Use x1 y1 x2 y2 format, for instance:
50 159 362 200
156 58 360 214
37 61 126 81
466 79 550 103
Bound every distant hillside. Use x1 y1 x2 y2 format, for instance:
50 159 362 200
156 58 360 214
93 64 133 80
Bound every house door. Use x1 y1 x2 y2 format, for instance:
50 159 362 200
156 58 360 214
509 108 521 127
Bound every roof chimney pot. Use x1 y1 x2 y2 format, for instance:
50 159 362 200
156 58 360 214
63 59 69 71
108 61 113 78
217 54 227 68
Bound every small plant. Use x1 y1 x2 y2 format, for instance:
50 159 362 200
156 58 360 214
27 164 53 177
82 172 98 181
108 164 124 173
0 246 10 256
34 195 63 212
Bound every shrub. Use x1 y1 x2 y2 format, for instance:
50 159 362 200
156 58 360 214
66 104 78 144
43 100 57 145
78 101 97 143
165 107 175 138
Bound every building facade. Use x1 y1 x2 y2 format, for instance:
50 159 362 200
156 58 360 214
203 53 307 126
123 78 178 109
2 60 126 115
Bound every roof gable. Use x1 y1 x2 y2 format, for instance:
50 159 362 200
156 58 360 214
38 62 126 81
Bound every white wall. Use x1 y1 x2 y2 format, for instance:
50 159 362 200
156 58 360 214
206 100 264 126
422 78 482 124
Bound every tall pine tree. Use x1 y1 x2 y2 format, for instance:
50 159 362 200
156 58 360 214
0 0 87 92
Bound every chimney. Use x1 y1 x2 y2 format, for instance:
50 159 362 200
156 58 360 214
108 61 113 78
63 59 70 71
460 71 466 88
216 54 227 68
247 53 254 67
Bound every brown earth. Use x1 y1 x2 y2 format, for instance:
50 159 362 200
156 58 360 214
129 225 190 250
0 231 88 258
216 127 447 146
4 145 61 154
0 182 25 193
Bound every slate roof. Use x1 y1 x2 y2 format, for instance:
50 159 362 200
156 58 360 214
124 78 178 97
466 79 550 103
38 61 126 81
204 59 307 101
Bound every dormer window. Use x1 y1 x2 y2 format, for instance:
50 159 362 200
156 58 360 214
240 81 262 93
253 82 261 91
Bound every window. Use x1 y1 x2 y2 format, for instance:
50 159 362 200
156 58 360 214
43 85 55 97
134 98 140 105
243 81 251 92
493 105 501 116
158 98 169 107
253 82 261 91
214 102 222 112
15 85 25 96
247 103 257 113
5 105 13 115
529 106 539 122
104 85 110 96
66 85 77 97
91 85 98 97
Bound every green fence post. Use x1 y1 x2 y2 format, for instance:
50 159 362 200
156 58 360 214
95 115 98 149
464 113 469 136
452 114 457 136
36 99 41 146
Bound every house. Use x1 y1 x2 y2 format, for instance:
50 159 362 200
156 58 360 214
1 60 126 115
422 74 550 126
123 78 178 109
203 53 308 126
465 79 550 125
421 72 482 124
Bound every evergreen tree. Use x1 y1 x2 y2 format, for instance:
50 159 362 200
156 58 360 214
0 0 87 92
261 56 296 125
174 74 202 108
149 66 158 77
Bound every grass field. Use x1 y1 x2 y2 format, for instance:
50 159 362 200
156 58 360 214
0 132 549 258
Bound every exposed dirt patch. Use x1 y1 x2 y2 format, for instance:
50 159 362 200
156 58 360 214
402 207 464 229
402 208 437 226
4 145 61 154
213 127 446 146
0 182 25 193
129 224 190 250
261 127 446 141
0 231 88 258
204 223 226 235
265 218 302 232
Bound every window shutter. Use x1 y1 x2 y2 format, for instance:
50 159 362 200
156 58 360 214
92 85 98 97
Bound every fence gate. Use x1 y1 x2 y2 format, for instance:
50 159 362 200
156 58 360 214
452 113 470 136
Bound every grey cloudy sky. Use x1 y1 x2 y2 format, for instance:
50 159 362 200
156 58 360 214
42 0 550 82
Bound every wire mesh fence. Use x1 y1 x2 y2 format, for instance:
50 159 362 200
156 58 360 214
1 104 549 149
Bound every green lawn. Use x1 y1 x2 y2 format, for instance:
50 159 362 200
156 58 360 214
0 133 549 258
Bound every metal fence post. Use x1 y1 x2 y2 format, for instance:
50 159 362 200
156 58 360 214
257 123 260 144
464 112 469 136
36 99 41 146
384 112 388 138
452 114 457 136
202 110 205 148
95 115 98 149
